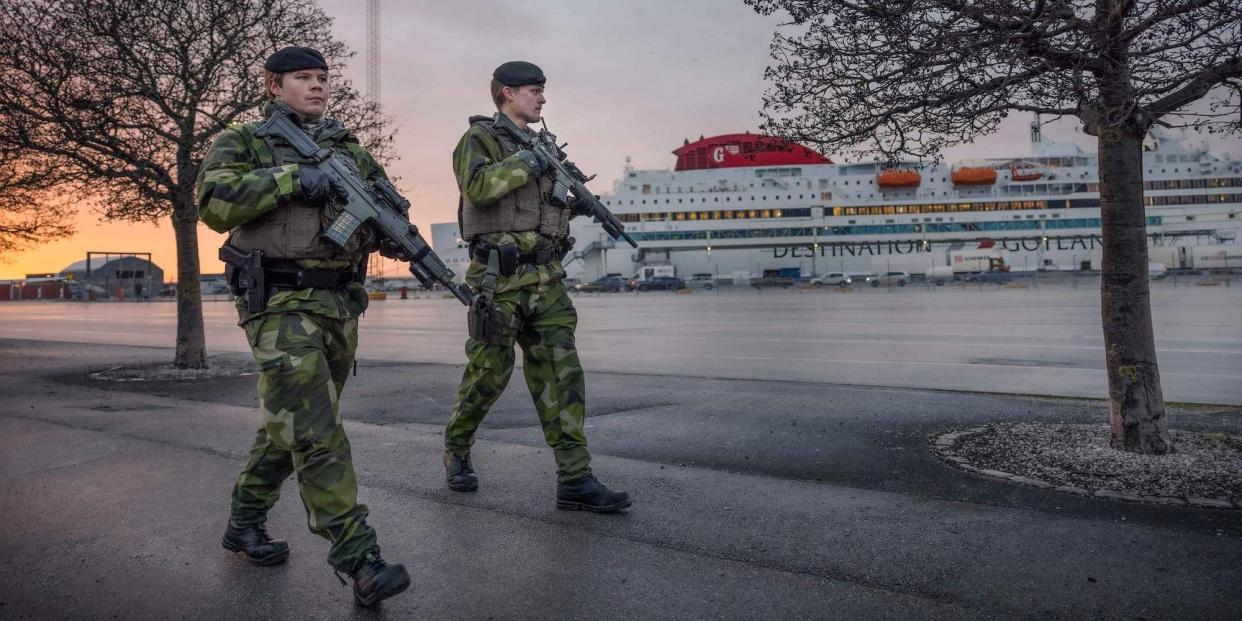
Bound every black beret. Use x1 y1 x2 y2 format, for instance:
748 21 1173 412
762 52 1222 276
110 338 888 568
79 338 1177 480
493 61 545 87
264 46 329 73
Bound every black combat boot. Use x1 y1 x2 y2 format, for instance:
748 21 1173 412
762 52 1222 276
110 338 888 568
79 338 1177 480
221 521 290 566
556 474 631 513
444 449 478 492
351 555 411 607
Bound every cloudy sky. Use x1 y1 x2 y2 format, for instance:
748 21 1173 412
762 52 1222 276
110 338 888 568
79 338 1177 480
5 0 1240 279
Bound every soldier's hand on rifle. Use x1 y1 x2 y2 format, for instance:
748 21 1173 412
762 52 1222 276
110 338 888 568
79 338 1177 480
298 165 345 205
377 238 412 261
568 195 599 219
514 149 555 177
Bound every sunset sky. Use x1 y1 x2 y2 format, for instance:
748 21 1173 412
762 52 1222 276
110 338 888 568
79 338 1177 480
4 0 1240 281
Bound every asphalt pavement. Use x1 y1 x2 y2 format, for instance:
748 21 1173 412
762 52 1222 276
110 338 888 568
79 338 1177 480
1 338 1239 620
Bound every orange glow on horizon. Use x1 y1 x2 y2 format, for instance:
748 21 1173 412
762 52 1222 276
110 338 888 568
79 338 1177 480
1 207 423 282
0 208 226 281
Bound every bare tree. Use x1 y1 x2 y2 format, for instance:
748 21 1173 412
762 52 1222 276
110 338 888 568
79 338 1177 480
748 0 1241 454
0 147 75 257
0 0 396 367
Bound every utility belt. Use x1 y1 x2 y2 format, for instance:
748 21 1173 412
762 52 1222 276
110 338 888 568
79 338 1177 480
264 261 363 290
220 243 362 314
467 236 573 277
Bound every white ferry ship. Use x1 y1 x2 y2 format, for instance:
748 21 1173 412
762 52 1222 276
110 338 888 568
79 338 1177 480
564 123 1242 283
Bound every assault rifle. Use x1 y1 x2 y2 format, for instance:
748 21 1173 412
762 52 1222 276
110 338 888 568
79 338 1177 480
493 114 638 248
255 104 474 305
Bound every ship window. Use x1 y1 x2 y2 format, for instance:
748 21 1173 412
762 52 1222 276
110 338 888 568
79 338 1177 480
678 199 682 203
749 210 758 218
642 200 646 205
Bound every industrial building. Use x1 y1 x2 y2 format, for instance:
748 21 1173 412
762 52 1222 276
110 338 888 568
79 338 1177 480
2 255 165 301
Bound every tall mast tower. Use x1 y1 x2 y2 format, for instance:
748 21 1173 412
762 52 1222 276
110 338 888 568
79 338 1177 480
367 0 380 104
366 0 384 278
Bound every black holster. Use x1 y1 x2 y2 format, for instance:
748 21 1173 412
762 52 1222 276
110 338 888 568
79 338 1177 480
219 244 266 314
468 296 515 346
466 246 521 345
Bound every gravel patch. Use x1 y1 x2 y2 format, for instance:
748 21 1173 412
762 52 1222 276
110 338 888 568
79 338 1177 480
88 354 257 382
932 422 1242 508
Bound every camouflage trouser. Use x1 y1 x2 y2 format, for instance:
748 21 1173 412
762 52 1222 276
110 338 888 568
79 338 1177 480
230 310 379 574
445 280 591 482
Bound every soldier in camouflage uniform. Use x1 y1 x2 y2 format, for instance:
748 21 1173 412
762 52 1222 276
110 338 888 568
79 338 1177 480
443 61 631 513
195 46 409 607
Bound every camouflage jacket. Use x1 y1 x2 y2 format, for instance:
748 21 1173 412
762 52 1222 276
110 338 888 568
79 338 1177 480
453 120 566 292
452 120 538 209
196 106 387 323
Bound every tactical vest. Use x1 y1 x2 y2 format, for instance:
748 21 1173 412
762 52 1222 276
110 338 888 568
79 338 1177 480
459 116 570 241
227 122 374 262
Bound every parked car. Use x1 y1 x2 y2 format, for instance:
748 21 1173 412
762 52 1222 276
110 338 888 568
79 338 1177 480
575 276 628 293
636 276 686 291
866 271 909 287
687 273 716 290
810 272 852 287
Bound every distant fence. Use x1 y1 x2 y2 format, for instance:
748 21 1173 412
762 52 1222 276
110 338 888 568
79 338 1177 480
1 281 76 301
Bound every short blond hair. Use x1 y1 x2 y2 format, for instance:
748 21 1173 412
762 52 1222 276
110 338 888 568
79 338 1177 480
263 70 285 101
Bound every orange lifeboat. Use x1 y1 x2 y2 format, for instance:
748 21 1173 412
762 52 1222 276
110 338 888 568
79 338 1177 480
877 169 921 188
1009 162 1044 181
951 166 997 185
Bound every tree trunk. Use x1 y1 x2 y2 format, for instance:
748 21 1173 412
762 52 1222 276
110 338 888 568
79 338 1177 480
1095 97 1172 454
171 195 207 369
